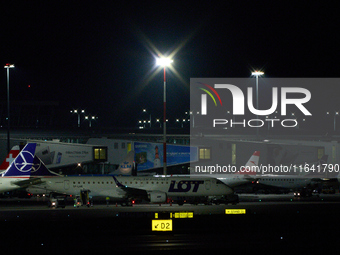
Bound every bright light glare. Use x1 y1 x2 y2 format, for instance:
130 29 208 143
156 57 173 67
251 71 264 76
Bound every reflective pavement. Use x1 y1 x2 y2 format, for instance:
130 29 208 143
0 194 339 253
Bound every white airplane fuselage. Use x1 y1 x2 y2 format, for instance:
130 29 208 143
257 176 312 189
36 175 233 199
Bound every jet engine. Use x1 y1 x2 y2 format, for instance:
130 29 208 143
147 191 167 203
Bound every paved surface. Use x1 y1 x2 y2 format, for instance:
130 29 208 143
0 193 339 254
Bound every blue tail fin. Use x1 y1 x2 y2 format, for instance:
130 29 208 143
31 156 60 177
3 143 37 177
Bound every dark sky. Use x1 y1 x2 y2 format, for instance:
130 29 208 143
1 1 339 128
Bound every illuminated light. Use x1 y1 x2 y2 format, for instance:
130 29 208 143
152 219 173 231
251 70 264 76
173 211 194 218
156 57 173 67
137 30 191 88
4 63 15 68
225 209 246 214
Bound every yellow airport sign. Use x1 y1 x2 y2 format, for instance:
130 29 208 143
152 219 173 231
225 209 246 214
173 211 194 218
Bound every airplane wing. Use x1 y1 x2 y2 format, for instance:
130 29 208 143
11 178 45 188
112 176 148 199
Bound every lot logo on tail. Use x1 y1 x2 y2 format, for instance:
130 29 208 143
4 143 36 177
14 149 35 172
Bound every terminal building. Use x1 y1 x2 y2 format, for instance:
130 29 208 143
0 131 340 179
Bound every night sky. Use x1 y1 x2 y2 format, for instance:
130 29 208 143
1 1 339 129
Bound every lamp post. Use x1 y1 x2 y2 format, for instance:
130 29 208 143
334 112 339 131
251 71 264 136
70 109 85 127
85 115 96 127
156 57 173 175
4 63 14 153
326 111 339 131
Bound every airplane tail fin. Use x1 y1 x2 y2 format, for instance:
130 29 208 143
0 145 21 171
110 150 135 176
31 156 61 177
3 143 37 177
306 155 329 178
238 151 260 175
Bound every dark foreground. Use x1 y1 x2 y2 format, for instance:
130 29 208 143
0 197 339 254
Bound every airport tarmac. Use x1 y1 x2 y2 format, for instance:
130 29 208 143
0 193 339 254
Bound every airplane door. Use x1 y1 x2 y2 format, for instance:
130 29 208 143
205 180 211 190
64 180 70 190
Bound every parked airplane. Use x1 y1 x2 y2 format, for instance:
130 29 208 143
0 143 37 193
190 151 260 187
255 155 329 195
28 155 233 205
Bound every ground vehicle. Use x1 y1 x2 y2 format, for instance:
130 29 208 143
49 196 66 208
321 185 335 194
74 196 83 207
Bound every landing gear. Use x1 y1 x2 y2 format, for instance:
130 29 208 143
120 199 135 206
